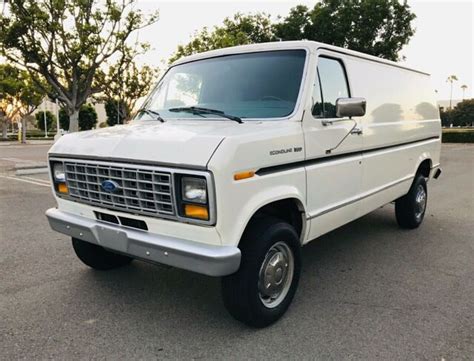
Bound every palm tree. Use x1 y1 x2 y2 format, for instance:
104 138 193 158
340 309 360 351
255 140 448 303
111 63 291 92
461 84 468 100
446 75 458 109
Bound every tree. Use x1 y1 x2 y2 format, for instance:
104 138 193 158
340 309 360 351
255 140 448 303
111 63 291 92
104 98 128 126
101 59 159 123
59 108 69 131
170 13 274 63
35 110 55 131
446 75 458 109
170 1 416 63
0 63 44 140
275 0 416 61
59 103 98 131
451 99 474 127
0 0 158 132
461 84 468 100
78 103 98 130
0 64 20 139
439 107 452 127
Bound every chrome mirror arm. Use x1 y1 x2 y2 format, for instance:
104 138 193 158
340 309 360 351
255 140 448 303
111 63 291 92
322 117 352 126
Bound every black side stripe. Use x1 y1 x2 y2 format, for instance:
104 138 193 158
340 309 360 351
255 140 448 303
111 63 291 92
256 136 440 176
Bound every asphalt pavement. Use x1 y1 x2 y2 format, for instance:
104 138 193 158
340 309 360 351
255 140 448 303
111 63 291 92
0 141 52 172
0 143 473 360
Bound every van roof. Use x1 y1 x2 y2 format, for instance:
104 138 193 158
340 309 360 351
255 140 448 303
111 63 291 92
171 40 429 76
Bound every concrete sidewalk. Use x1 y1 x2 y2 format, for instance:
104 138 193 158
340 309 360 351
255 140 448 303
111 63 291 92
0 140 54 146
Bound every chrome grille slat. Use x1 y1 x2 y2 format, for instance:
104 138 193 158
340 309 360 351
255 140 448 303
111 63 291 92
64 160 175 217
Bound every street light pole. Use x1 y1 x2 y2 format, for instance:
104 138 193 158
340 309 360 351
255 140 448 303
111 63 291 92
55 98 60 133
43 99 48 138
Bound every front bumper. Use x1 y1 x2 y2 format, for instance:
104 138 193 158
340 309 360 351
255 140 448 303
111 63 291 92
46 208 241 276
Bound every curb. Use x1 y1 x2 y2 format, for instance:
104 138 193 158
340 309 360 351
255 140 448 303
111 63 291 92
15 168 49 176
14 163 48 170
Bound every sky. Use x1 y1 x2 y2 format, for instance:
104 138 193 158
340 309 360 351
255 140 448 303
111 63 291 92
134 0 473 101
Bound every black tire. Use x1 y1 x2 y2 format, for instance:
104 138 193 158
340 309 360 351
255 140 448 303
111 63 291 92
72 238 133 270
222 216 301 328
395 174 428 229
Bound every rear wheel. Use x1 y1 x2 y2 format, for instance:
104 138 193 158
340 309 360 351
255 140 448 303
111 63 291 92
72 238 133 270
222 217 301 328
395 174 428 229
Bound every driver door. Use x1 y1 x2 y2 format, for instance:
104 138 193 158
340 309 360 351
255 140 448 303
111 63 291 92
303 54 364 241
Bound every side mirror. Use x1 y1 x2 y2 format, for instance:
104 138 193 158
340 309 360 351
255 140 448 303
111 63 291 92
336 97 366 118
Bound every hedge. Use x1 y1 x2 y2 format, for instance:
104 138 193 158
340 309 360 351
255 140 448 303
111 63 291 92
442 129 474 143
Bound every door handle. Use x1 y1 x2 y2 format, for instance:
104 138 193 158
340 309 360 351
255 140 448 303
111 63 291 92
350 127 363 135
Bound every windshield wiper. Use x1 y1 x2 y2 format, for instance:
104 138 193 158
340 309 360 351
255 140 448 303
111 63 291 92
136 108 165 122
168 106 243 124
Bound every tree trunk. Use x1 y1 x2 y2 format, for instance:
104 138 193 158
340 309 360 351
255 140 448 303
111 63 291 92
21 117 27 144
1 119 7 139
69 109 80 132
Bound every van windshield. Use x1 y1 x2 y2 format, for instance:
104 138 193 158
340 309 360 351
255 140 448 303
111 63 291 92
138 50 307 121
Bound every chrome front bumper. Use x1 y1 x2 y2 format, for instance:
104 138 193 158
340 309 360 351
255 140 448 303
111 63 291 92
45 208 241 276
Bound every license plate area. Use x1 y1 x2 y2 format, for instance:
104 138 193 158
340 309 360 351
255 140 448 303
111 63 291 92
95 225 128 252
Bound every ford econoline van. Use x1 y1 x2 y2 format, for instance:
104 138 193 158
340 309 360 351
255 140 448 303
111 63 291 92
46 41 442 327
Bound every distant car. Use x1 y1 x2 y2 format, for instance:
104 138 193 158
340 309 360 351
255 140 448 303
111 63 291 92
46 40 442 327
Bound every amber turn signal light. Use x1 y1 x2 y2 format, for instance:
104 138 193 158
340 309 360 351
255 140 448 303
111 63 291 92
184 204 209 220
57 183 68 194
234 170 255 181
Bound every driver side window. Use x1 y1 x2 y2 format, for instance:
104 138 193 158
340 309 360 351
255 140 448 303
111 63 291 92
313 57 350 118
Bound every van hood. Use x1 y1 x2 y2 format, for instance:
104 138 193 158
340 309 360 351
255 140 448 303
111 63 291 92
49 120 238 168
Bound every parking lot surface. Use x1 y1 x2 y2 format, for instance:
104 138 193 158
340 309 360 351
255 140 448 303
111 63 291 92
1 143 473 360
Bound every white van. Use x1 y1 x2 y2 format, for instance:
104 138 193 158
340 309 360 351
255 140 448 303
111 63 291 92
46 41 441 327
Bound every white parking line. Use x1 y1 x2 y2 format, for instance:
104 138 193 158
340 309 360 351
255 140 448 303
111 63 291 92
446 146 473 151
0 157 34 163
0 175 51 188
20 176 51 185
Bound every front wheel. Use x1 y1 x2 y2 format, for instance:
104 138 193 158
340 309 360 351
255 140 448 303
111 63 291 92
395 174 428 229
222 217 301 328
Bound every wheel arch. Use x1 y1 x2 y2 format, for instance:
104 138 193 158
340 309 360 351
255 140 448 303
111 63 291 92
238 196 308 246
415 154 432 178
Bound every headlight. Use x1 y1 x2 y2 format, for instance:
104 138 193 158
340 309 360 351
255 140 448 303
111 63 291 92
181 176 207 204
53 162 66 182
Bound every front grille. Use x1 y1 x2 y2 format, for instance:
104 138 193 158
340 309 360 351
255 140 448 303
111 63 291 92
64 160 175 217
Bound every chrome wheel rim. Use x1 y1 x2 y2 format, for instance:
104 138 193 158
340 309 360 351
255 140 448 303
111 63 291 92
258 241 294 309
414 184 427 221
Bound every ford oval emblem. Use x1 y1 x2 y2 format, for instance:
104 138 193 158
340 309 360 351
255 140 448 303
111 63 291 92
101 180 120 193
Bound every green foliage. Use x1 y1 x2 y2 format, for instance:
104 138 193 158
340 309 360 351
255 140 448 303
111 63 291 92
440 100 474 127
104 98 128 126
35 111 56 131
0 64 20 98
59 108 70 131
275 0 416 61
78 104 98 130
450 99 474 127
100 61 158 123
169 13 274 63
439 107 452 127
59 103 98 130
0 0 159 132
1 63 44 140
442 129 474 143
0 64 44 111
170 0 416 63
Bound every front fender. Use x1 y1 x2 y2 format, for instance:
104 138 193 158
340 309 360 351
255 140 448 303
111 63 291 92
215 170 307 247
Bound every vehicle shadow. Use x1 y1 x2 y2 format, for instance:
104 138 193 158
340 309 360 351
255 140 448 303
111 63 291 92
66 204 410 336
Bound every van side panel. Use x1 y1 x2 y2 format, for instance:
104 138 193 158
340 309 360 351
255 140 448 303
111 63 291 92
343 55 441 217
